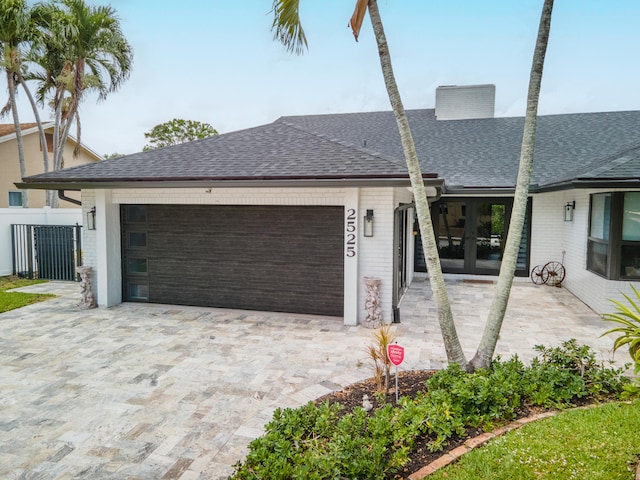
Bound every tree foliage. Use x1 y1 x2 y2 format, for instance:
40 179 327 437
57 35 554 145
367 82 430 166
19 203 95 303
143 118 218 151
1 0 132 206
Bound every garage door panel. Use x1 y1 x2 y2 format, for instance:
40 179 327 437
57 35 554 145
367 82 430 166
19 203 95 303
123 204 344 316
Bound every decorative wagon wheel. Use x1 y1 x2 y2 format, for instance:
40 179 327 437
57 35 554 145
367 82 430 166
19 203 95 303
530 264 548 285
542 261 566 286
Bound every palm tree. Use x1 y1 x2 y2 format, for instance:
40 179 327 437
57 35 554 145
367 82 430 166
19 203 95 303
0 0 37 207
29 0 132 205
272 0 555 370
468 0 554 370
272 0 467 366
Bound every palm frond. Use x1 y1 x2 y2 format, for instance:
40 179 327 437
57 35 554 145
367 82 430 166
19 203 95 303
0 97 11 117
601 285 640 369
349 0 369 41
271 0 307 55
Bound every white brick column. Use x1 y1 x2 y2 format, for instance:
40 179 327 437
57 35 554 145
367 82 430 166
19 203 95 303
95 189 122 307
343 188 359 325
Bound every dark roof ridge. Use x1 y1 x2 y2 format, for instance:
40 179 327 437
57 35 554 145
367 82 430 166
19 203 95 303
277 117 412 173
280 107 640 122
552 142 640 184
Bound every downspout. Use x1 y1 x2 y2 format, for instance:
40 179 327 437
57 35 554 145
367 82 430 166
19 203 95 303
58 190 82 206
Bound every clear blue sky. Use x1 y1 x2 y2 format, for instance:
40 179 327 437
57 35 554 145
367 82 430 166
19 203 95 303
6 0 640 155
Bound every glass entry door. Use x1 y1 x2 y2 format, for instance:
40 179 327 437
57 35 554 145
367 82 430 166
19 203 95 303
435 199 510 275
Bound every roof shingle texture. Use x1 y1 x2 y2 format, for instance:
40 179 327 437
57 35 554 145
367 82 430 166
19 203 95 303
282 109 640 187
24 121 411 183
0 123 39 137
22 109 640 187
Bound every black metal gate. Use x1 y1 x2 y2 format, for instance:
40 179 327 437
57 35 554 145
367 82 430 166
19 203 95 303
11 224 83 281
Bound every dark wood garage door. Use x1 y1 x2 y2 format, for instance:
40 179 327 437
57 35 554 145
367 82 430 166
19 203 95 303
121 204 344 316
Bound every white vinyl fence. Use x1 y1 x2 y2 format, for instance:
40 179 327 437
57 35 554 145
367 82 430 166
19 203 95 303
0 207 82 276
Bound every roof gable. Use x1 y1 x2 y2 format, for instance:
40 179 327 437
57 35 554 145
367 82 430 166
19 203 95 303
0 123 102 161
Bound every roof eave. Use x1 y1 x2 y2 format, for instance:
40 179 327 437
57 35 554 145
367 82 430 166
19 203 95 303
15 176 443 191
534 178 640 193
442 185 517 195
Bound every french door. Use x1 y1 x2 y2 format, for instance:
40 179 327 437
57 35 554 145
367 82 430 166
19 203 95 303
434 198 511 275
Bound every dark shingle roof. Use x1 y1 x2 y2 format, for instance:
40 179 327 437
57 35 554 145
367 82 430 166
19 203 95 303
23 120 414 184
21 108 640 189
281 109 640 188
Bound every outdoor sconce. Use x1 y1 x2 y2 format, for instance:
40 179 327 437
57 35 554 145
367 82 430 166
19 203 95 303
87 206 96 230
564 201 575 222
364 209 374 237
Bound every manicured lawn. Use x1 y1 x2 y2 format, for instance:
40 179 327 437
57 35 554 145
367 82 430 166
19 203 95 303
0 276 53 313
429 400 640 480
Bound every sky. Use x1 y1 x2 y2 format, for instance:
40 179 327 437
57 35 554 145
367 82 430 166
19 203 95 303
5 0 640 156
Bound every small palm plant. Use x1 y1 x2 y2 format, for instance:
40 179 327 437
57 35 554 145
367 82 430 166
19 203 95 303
602 285 640 374
367 324 398 394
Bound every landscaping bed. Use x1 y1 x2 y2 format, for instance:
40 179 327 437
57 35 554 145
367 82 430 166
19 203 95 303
231 340 634 479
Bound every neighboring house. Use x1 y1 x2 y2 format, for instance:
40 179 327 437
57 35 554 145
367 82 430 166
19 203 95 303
0 122 102 208
18 86 640 325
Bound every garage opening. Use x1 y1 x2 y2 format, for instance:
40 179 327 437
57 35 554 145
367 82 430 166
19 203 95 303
121 204 344 316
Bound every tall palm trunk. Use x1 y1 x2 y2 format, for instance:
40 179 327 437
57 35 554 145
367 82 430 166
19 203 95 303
16 72 53 206
469 0 554 371
367 0 466 366
6 69 28 207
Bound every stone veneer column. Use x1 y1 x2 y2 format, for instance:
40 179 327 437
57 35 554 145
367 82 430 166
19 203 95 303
76 266 97 309
363 277 382 328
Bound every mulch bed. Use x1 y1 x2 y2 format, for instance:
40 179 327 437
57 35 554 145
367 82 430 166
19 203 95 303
314 369 543 479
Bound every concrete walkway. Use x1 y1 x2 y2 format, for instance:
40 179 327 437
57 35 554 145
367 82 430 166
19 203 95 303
0 279 619 479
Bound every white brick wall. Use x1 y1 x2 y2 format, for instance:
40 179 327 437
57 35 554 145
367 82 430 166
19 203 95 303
357 187 399 324
86 186 411 325
532 189 640 314
81 190 96 272
111 187 347 206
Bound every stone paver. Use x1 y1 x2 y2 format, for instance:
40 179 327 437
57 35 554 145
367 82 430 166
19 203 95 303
0 278 619 479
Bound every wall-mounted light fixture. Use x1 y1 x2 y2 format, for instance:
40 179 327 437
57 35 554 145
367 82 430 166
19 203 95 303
364 209 374 237
564 201 575 222
87 206 96 230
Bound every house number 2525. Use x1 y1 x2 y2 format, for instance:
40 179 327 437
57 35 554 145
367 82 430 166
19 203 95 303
346 208 356 257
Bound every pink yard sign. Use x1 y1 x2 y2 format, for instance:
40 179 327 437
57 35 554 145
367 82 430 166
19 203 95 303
387 344 405 366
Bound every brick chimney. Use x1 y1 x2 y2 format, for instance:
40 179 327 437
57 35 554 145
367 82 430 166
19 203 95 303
435 84 495 120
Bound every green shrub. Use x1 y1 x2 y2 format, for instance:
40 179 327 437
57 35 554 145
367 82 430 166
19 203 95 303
231 340 629 479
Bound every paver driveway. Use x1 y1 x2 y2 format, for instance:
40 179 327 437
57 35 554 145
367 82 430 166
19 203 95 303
0 279 619 479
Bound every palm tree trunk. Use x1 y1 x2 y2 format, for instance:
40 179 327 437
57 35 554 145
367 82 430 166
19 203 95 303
367 0 466 366
6 69 28 208
16 72 53 206
50 91 66 209
469 0 554 371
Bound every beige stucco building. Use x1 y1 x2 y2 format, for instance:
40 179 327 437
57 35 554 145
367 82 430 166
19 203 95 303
0 122 101 208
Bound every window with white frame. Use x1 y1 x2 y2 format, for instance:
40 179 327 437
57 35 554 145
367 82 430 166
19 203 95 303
588 192 640 279
8 191 23 207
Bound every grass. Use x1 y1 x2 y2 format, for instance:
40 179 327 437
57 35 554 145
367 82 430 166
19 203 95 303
429 400 640 480
0 276 53 313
